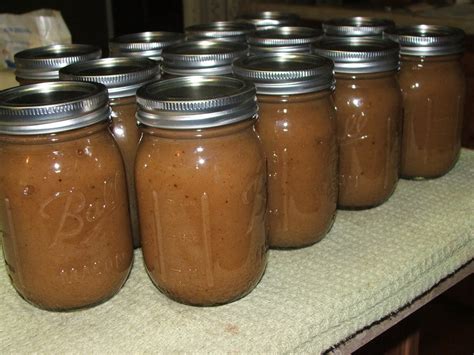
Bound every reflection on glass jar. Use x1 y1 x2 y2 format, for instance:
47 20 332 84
60 57 160 247
334 72 401 207
385 25 466 179
234 54 337 248
398 54 465 178
0 81 133 311
136 76 267 306
314 37 401 208
257 92 337 247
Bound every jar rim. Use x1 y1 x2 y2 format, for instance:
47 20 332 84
14 44 102 80
59 57 160 99
136 76 258 129
233 53 335 95
0 81 110 135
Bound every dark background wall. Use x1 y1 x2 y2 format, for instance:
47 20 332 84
0 0 184 54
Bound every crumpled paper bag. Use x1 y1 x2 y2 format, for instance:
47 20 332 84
0 9 71 70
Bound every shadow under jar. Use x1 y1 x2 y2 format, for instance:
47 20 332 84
384 25 466 179
161 40 248 79
233 54 338 249
0 81 133 311
14 44 101 85
247 26 322 55
314 37 402 209
60 57 160 248
135 76 267 306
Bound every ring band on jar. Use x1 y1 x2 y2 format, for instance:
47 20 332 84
136 76 267 306
109 32 185 61
60 57 160 248
185 21 256 43
248 26 322 55
384 25 466 179
237 11 300 29
14 44 101 85
161 40 248 78
233 54 338 248
323 17 395 37
0 81 133 311
314 37 402 209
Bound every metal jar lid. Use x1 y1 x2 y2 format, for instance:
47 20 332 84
109 32 185 60
185 21 256 43
237 11 300 28
162 40 248 76
136 76 257 129
383 25 464 56
313 37 399 74
0 81 109 135
323 17 395 37
59 57 160 99
232 53 334 95
14 44 102 80
248 26 323 54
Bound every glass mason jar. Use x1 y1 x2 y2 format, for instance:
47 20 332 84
0 81 133 311
14 44 101 85
385 25 466 179
161 40 248 79
109 31 185 61
60 57 160 248
322 17 395 38
314 38 402 208
234 54 338 248
248 26 322 55
185 21 255 43
237 11 300 29
135 76 267 306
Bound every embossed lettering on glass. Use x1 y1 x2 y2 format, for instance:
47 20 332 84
0 81 133 311
135 76 267 306
313 37 402 208
60 57 160 248
233 54 338 248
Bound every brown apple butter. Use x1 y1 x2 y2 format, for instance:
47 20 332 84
384 25 466 179
0 81 133 311
233 54 338 248
14 44 101 85
313 38 402 208
59 57 160 247
135 76 267 305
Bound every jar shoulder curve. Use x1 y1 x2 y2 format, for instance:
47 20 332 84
256 91 337 130
398 56 465 95
334 72 401 107
136 121 264 175
0 123 124 185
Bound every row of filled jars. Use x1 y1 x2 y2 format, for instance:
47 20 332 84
0 14 466 311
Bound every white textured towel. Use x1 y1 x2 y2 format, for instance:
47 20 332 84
1 150 473 354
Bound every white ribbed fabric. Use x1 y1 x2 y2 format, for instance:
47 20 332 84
1 150 473 354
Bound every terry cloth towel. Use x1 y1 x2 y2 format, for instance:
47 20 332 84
1 150 473 353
